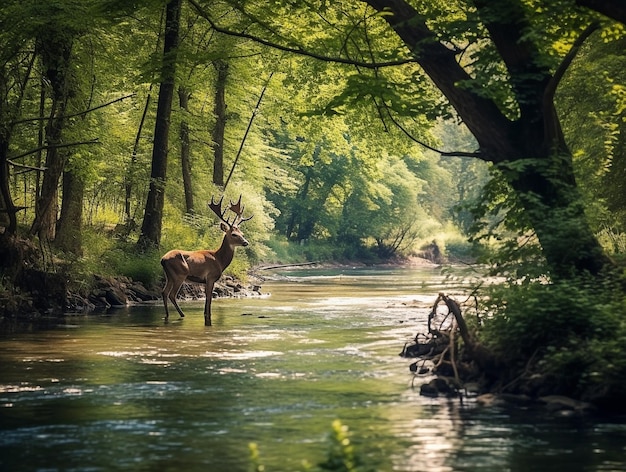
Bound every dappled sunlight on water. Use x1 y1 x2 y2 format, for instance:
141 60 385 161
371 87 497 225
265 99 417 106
1 266 625 471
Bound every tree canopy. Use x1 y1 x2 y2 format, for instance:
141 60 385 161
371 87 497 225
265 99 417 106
0 0 623 277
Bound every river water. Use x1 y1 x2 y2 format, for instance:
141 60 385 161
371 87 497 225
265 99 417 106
1 267 625 471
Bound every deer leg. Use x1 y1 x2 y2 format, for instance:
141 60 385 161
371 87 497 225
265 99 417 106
168 281 187 319
162 264 187 321
161 253 189 323
204 280 215 326
162 272 173 322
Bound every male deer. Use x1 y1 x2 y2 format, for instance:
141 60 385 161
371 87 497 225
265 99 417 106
160 195 252 326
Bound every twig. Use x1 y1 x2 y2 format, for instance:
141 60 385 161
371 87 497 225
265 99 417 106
449 318 461 385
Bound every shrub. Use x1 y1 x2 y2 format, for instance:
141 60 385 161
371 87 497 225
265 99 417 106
477 275 626 402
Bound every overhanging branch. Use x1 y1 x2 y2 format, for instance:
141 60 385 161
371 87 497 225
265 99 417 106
187 0 418 69
382 105 481 158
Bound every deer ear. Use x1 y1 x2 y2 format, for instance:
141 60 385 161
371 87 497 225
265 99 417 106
220 222 229 232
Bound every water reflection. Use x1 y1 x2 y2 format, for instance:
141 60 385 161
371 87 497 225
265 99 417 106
0 267 625 471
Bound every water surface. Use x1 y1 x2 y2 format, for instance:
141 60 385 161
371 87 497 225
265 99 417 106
1 267 625 471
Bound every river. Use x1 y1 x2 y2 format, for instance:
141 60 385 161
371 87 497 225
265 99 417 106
0 267 625 471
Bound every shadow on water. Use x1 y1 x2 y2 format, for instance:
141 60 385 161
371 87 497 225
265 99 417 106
1 266 625 471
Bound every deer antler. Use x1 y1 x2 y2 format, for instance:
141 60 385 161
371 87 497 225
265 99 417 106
208 195 253 228
208 196 231 226
228 195 253 227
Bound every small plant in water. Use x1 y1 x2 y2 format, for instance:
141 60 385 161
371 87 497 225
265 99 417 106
317 420 363 472
249 420 369 472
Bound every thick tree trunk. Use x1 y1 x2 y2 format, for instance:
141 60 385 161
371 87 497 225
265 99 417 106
137 0 182 250
55 169 84 255
364 0 612 277
178 86 194 213
30 113 66 242
504 152 610 277
211 59 229 186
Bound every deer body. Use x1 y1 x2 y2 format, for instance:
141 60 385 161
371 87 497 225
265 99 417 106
160 197 251 326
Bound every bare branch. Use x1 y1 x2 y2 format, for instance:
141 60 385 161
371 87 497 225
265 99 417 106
9 139 100 161
11 94 135 127
7 160 46 172
382 105 482 158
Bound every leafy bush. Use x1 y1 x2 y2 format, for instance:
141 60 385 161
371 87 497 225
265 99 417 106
477 275 626 402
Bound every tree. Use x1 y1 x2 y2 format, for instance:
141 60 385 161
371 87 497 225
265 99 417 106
190 0 623 279
29 19 77 241
360 0 618 279
558 36 626 235
137 0 182 250
211 59 229 186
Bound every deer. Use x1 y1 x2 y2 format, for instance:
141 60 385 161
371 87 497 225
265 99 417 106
160 195 252 326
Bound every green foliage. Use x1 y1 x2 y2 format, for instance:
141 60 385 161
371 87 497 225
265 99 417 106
316 420 365 472
248 420 370 472
466 165 548 279
480 279 609 359
559 36 626 237
107 246 163 287
76 228 161 286
477 275 626 400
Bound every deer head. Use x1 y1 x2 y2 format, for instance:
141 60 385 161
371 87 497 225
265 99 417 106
208 195 253 246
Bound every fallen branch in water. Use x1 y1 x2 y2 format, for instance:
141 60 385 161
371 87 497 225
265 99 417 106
401 292 482 398
254 261 320 271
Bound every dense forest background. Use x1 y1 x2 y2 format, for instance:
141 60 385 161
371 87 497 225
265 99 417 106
1 0 624 279
1 0 626 408
0 0 497 283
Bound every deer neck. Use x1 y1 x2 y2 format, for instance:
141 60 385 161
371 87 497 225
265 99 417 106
214 236 236 270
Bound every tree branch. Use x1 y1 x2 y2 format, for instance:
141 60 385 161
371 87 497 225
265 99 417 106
187 0 418 69
8 160 46 172
9 139 100 161
544 22 600 107
382 105 482 158
11 94 135 127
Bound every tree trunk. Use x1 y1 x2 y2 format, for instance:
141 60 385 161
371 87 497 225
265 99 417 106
137 0 182 250
55 168 84 255
364 0 612 278
30 30 74 241
178 85 194 213
211 59 229 186
126 88 152 225
0 138 16 234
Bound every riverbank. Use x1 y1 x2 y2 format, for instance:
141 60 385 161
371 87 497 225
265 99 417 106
0 270 265 321
0 254 441 321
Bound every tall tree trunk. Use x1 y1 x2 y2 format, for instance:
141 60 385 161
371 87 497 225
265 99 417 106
126 88 152 225
286 166 312 240
211 59 229 186
137 0 182 250
178 85 194 213
55 168 84 255
364 0 611 278
0 138 14 234
30 29 74 241
0 47 36 235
